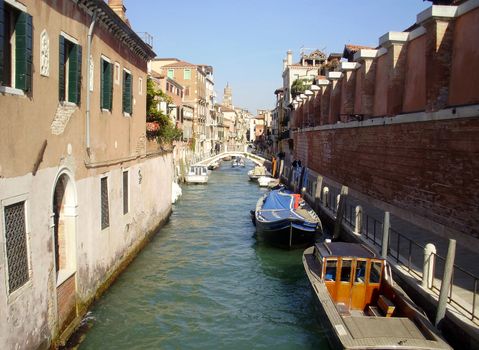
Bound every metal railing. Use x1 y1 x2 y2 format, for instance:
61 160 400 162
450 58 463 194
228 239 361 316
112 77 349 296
349 206 478 322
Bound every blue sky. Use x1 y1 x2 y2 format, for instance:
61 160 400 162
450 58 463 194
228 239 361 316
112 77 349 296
125 0 430 114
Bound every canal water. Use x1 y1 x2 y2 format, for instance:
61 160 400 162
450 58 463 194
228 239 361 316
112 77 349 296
78 161 330 349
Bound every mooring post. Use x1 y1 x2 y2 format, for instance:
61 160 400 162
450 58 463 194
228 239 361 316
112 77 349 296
279 159 284 178
333 186 348 240
381 211 390 259
322 187 329 207
354 205 362 235
422 243 436 289
435 239 456 328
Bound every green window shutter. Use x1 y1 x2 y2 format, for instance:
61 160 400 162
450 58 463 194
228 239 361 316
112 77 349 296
123 71 132 114
76 45 82 105
68 44 82 104
59 36 65 101
68 45 77 103
100 59 104 108
15 11 32 91
0 0 5 84
107 62 113 110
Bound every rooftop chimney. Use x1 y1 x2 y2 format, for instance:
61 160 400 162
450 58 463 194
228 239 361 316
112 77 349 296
108 0 128 24
287 50 293 66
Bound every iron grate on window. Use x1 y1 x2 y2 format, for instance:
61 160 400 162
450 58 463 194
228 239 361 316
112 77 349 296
101 177 110 229
4 201 29 293
123 171 129 215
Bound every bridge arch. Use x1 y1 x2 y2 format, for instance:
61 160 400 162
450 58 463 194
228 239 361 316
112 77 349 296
196 152 267 167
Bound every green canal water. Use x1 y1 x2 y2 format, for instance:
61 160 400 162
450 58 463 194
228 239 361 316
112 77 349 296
78 162 330 349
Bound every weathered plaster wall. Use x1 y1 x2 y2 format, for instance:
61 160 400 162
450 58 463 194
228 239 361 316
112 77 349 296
0 153 172 349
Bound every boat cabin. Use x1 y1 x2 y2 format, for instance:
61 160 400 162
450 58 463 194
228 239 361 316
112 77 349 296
314 242 390 315
188 165 208 176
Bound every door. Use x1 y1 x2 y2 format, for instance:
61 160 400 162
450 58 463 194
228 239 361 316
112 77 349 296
350 260 367 310
336 258 352 308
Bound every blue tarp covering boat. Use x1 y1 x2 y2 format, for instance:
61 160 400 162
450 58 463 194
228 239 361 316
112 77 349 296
253 186 322 248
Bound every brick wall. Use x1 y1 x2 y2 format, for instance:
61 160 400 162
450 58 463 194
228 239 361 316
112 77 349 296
288 3 479 240
294 117 479 239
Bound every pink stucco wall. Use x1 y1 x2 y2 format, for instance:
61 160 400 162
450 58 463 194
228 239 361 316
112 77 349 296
449 7 479 106
403 35 427 112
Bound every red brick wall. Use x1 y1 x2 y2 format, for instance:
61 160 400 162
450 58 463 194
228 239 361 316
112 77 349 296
57 274 76 331
294 117 479 239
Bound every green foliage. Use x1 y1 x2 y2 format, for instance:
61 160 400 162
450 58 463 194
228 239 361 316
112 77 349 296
146 77 182 144
291 78 311 98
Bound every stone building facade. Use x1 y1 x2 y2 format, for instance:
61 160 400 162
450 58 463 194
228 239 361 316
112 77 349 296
0 1 172 348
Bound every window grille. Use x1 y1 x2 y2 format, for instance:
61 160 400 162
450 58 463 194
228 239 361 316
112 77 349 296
101 177 109 229
123 171 129 215
4 201 29 293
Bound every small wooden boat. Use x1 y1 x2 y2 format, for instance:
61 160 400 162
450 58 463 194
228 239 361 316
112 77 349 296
185 165 208 184
303 241 452 350
207 161 219 170
257 176 278 188
253 186 321 248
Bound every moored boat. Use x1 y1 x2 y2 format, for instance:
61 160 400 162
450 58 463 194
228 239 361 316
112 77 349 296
185 165 208 184
303 241 452 350
254 186 321 248
248 165 269 180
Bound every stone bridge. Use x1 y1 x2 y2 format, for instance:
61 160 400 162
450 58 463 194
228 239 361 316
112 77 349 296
195 151 268 167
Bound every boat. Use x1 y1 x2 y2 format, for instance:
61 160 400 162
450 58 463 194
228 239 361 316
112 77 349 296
253 186 321 248
171 181 182 203
257 176 278 188
248 165 269 180
185 165 208 184
302 241 452 350
207 161 220 170
232 156 245 168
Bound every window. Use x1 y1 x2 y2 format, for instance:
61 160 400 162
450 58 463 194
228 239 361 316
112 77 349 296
4 201 29 293
0 1 32 91
354 260 367 284
324 260 337 281
370 261 382 284
167 69 174 79
122 69 132 114
184 69 191 80
340 259 352 282
59 34 82 104
100 177 109 229
123 170 129 215
100 57 113 110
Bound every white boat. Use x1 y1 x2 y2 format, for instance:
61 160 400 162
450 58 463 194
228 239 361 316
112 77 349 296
185 165 208 184
257 176 278 187
171 182 182 203
248 165 269 180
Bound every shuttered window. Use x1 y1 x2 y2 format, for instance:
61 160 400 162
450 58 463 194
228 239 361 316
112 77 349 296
183 69 191 80
0 1 33 92
122 70 132 114
101 58 113 110
167 69 174 79
59 35 82 104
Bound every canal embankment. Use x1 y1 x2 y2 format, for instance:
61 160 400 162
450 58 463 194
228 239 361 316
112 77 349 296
281 165 479 349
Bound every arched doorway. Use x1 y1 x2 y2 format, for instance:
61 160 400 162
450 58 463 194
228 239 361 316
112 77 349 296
52 172 78 333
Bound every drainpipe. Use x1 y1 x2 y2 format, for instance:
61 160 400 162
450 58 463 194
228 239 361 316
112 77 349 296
86 11 97 156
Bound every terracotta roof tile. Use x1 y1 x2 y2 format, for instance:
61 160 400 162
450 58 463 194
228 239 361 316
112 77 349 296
163 60 197 68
